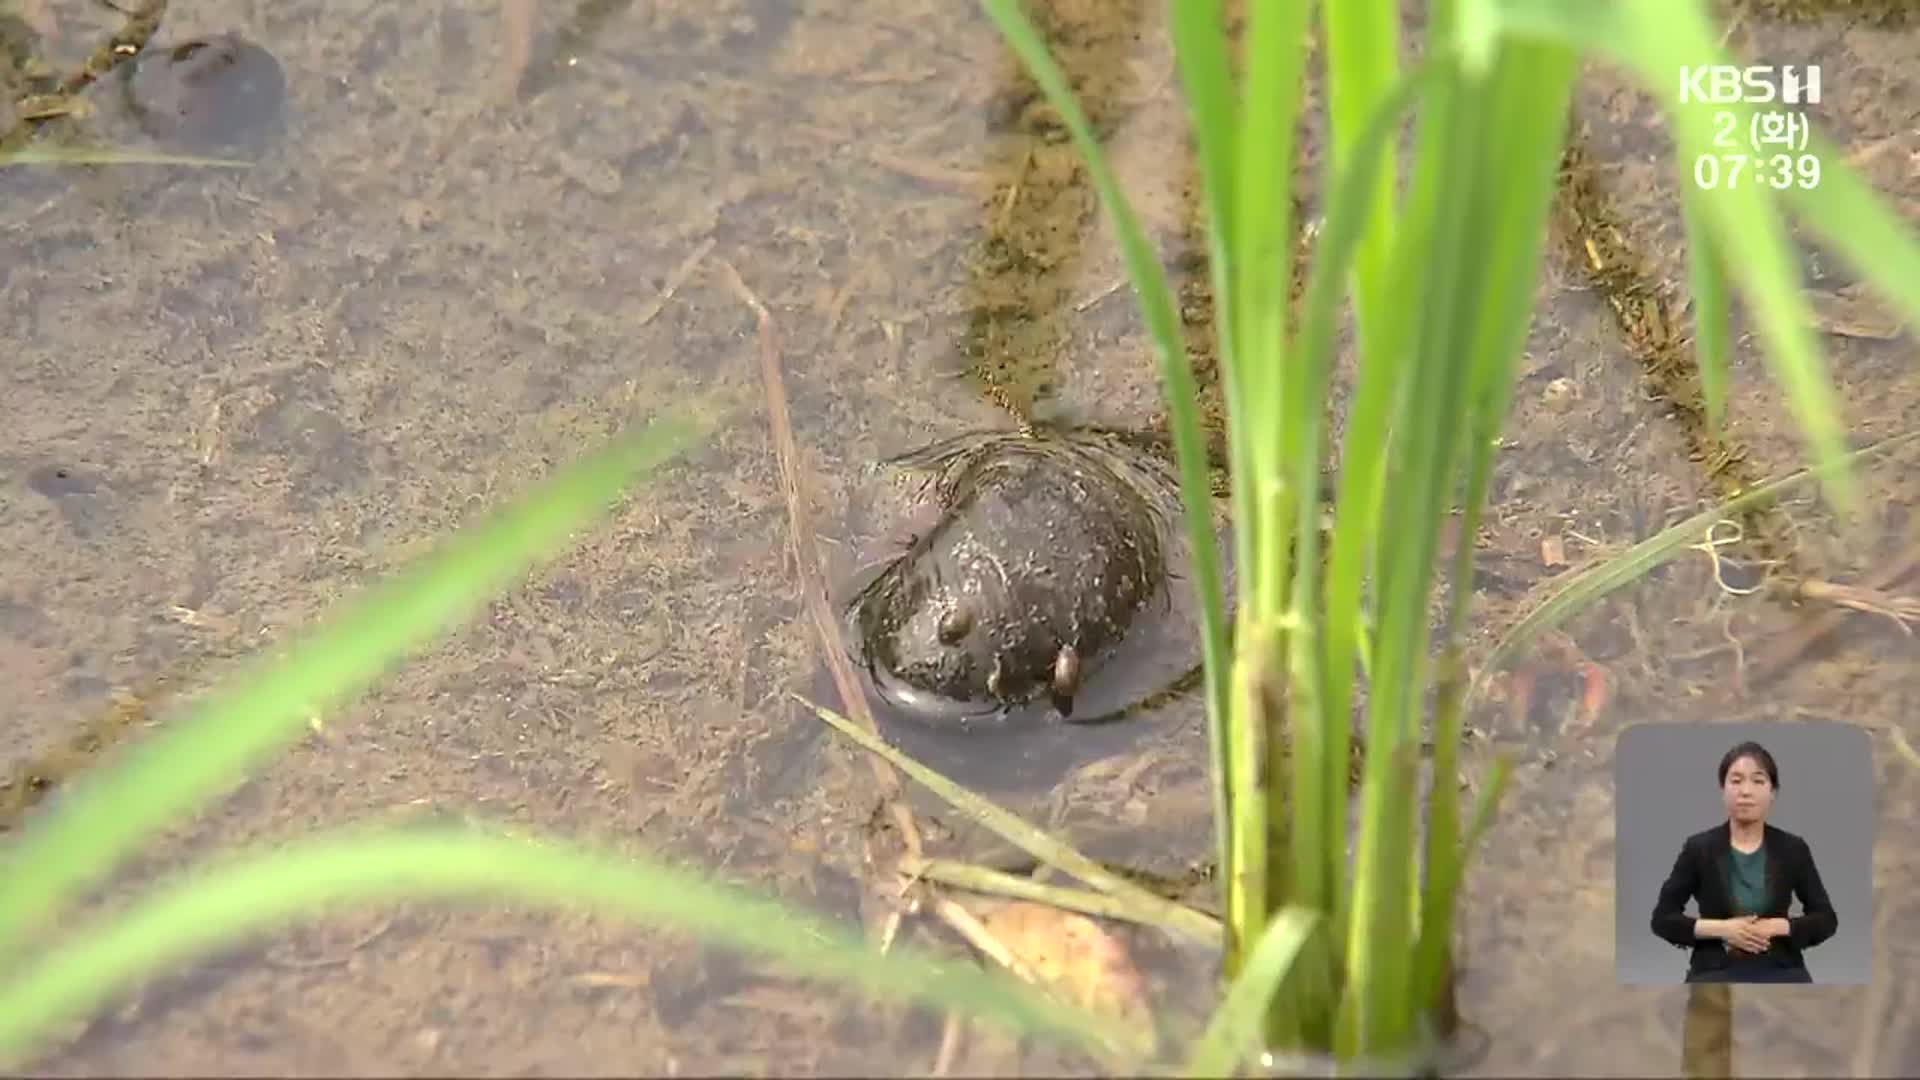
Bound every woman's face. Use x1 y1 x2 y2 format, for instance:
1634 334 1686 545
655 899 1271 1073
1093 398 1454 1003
1722 754 1775 824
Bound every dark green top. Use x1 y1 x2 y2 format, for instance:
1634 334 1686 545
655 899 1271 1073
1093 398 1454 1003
1729 845 1767 916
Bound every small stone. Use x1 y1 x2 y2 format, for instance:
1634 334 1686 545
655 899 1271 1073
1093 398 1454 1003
1542 377 1577 413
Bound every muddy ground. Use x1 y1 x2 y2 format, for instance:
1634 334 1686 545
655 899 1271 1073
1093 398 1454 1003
2 0 1919 1075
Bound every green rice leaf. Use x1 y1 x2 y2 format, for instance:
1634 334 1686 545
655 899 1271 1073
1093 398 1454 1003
1187 906 1321 1076
1682 185 1732 436
0 826 1131 1067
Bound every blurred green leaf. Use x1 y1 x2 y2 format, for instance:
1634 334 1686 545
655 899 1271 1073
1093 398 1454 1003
0 826 1132 1067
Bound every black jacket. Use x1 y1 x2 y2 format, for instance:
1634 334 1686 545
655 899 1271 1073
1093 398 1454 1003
1650 822 1838 978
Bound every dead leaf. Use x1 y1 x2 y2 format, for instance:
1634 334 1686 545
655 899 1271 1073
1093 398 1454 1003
978 901 1156 1043
1540 534 1567 568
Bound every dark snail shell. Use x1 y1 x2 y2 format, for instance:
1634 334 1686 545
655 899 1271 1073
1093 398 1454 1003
848 428 1205 728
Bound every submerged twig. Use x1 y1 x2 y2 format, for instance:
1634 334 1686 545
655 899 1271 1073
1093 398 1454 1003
59 0 166 95
804 700 1222 944
0 0 166 157
0 145 248 168
905 855 1221 942
636 238 714 327
720 260 923 862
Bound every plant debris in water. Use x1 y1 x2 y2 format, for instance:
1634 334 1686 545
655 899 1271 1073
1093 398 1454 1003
848 426 1207 730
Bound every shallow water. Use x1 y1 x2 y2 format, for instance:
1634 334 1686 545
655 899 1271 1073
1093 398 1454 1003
3 0 1919 1075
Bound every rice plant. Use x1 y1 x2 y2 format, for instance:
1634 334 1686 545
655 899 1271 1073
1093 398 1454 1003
978 0 1920 1066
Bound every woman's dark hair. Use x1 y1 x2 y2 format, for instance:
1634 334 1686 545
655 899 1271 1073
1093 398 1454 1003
1718 740 1780 790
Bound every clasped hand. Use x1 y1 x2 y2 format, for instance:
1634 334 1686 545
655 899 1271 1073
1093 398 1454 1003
1721 915 1790 954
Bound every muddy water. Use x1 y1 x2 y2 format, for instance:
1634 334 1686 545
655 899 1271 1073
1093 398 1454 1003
2 0 1918 1075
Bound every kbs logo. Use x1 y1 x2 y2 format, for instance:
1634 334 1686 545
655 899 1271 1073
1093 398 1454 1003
1679 65 1822 105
